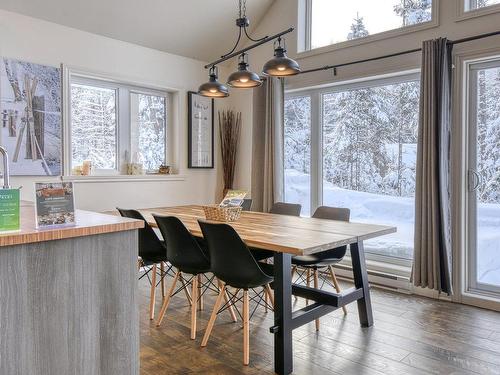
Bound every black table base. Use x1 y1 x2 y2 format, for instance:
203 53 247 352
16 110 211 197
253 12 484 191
271 241 373 375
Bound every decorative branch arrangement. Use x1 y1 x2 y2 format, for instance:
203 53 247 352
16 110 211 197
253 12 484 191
219 110 241 194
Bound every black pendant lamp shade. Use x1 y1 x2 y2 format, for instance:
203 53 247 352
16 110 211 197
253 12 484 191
198 66 229 98
227 53 262 88
262 37 300 77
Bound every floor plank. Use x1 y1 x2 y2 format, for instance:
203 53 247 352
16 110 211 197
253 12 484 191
139 273 500 374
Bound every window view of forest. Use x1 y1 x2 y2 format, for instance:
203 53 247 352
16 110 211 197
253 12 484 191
475 66 500 287
311 0 432 49
131 93 166 171
71 84 117 169
467 0 500 10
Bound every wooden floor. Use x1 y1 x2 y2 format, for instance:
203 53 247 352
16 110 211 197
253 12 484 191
140 273 500 375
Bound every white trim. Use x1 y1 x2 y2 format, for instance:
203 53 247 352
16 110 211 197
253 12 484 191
456 0 500 21
61 174 185 183
297 0 439 58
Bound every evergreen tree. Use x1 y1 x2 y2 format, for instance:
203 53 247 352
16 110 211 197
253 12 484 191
394 0 432 26
347 13 369 41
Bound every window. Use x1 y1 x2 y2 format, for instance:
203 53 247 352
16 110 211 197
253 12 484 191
284 73 420 262
466 58 500 296
69 74 169 175
465 0 500 11
303 0 434 51
284 96 311 215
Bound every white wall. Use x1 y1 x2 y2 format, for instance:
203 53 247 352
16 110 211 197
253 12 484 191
0 9 243 211
233 0 500 191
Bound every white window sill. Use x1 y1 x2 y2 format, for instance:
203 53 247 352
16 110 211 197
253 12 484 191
61 174 186 183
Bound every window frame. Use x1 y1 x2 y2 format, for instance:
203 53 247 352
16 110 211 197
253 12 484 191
464 57 500 298
64 68 172 176
284 70 420 268
457 0 500 21
298 0 439 56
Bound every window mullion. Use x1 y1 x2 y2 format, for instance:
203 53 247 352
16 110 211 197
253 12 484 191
310 91 321 213
118 86 131 174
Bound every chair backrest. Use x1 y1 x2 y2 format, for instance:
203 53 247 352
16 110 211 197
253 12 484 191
312 206 350 222
312 206 350 259
270 202 302 216
198 220 270 288
117 208 165 260
241 198 253 211
153 215 209 273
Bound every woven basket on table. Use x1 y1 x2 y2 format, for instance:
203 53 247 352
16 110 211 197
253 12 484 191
202 205 242 222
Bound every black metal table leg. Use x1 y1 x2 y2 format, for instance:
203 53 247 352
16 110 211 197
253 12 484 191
273 252 293 375
350 241 374 327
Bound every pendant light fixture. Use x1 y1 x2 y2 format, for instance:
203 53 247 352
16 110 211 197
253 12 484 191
199 0 299 98
227 53 262 88
262 37 301 77
198 66 229 98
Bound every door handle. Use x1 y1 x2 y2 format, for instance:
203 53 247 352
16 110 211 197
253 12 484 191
468 169 480 192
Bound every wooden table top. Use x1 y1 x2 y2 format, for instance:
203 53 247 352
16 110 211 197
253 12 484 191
136 205 396 256
0 202 144 247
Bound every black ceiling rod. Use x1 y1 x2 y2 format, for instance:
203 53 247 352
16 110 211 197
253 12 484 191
299 29 500 76
204 27 294 69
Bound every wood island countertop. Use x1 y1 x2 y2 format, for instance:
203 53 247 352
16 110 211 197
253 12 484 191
0 202 143 247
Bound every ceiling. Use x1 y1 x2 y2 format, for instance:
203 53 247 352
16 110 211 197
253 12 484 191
0 0 275 62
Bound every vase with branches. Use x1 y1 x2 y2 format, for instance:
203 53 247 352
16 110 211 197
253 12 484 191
219 110 241 196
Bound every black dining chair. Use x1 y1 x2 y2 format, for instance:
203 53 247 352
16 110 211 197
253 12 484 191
153 215 234 340
117 208 170 320
198 220 274 366
292 206 349 330
241 198 253 211
269 202 302 216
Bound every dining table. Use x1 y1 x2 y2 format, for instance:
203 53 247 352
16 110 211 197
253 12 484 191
135 205 397 375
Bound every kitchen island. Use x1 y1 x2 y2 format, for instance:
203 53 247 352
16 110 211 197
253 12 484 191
0 202 143 375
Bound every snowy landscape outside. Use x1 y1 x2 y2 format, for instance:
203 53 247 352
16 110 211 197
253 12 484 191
285 1 500 286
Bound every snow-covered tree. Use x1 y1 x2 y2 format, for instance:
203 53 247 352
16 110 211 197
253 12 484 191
394 0 432 26
347 13 369 40
284 96 311 175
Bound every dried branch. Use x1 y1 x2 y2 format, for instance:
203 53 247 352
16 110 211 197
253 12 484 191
219 109 241 192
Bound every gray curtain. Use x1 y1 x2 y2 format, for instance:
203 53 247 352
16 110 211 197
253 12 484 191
251 77 284 212
413 38 453 295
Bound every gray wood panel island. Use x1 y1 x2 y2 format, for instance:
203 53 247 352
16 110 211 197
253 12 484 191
0 203 143 375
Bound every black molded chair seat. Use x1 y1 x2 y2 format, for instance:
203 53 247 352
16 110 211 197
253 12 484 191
153 215 210 275
198 220 273 289
269 202 302 216
291 247 346 268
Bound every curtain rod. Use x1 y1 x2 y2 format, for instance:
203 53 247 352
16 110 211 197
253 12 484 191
299 29 500 76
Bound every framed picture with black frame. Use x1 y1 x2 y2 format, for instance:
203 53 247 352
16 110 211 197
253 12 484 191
188 91 214 168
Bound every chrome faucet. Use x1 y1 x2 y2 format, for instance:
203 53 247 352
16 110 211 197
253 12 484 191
0 146 11 189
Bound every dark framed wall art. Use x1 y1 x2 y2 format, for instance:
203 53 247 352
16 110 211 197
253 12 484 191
188 91 214 168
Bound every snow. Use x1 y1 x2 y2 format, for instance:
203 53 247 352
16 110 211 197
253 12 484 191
285 168 500 286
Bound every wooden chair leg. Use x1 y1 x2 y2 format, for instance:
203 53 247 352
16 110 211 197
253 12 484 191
180 274 192 306
201 284 226 347
329 266 347 315
313 269 320 331
149 264 157 320
219 280 237 322
264 284 274 309
264 259 269 312
291 265 297 280
160 262 165 298
306 268 311 306
190 275 198 340
243 289 250 366
156 271 180 327
197 274 203 311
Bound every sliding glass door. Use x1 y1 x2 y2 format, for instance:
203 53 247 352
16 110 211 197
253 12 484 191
467 59 500 297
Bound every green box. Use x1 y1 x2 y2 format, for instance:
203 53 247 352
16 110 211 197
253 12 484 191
0 189 20 231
